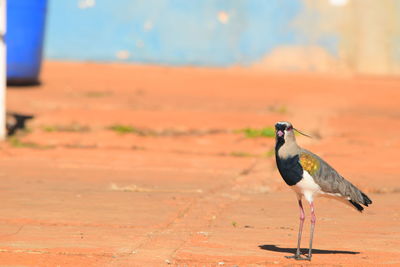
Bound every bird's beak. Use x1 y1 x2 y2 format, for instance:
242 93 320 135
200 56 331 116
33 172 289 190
277 130 284 137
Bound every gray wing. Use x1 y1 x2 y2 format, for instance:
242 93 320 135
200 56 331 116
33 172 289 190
300 149 372 209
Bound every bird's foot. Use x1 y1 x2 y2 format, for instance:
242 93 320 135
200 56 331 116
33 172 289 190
285 254 311 261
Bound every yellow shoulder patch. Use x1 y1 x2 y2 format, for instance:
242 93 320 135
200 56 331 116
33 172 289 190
299 153 320 176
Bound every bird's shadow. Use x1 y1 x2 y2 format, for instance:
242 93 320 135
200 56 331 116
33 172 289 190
259 244 360 255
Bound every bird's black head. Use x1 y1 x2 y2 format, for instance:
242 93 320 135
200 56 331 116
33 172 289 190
274 121 294 150
275 121 293 139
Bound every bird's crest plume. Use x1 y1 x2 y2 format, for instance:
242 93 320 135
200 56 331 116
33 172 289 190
294 128 312 138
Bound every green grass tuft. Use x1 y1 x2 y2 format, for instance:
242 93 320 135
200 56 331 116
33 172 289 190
228 148 275 158
230 151 255 157
236 127 275 138
8 137 53 149
42 125 56 132
108 124 140 134
42 124 90 133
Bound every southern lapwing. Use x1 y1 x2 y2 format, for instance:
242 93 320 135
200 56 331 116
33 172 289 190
6 112 34 136
274 121 372 261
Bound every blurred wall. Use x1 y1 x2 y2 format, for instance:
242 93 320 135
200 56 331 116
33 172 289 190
45 0 400 74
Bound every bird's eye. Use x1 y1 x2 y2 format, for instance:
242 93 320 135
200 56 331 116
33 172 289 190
286 126 293 131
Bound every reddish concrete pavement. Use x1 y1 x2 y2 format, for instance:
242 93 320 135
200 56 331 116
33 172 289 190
1 62 399 266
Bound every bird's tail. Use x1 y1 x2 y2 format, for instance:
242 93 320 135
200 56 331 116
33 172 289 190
348 192 372 212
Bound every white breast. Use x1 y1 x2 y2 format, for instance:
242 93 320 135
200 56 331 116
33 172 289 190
292 170 322 203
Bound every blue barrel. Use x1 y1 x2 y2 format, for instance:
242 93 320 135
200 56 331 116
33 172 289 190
6 0 47 85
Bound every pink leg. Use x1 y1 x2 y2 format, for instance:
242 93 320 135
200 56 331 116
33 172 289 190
285 199 305 259
308 202 316 260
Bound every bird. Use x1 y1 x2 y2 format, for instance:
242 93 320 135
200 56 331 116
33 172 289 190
274 121 372 261
6 112 34 136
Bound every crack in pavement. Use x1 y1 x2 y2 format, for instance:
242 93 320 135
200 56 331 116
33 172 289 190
167 159 262 263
